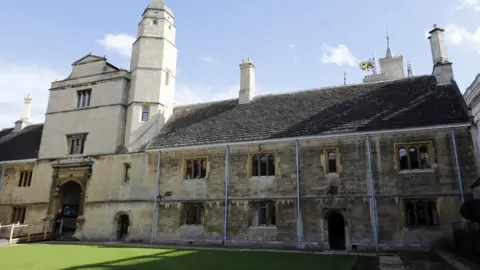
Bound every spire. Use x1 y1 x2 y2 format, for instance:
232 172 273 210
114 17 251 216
343 71 347 85
385 30 393 58
407 61 414 78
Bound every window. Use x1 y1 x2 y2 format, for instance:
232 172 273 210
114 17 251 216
165 72 170 85
252 202 276 226
404 199 439 227
18 170 32 187
183 203 203 225
185 158 207 179
11 206 26 224
67 134 87 155
141 106 150 121
396 143 432 171
123 163 131 183
250 154 275 177
153 19 158 25
76 89 92 108
324 148 340 173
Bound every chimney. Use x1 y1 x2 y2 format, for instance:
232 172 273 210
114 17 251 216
428 24 453 84
14 94 32 132
239 58 255 104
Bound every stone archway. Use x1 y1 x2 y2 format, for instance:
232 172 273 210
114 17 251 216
326 210 346 250
58 181 82 233
114 211 131 241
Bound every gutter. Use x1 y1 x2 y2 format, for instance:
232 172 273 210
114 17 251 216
295 140 303 248
223 145 230 246
0 158 37 164
145 123 470 152
365 135 379 251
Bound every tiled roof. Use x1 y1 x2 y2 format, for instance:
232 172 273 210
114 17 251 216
147 75 470 149
0 124 43 162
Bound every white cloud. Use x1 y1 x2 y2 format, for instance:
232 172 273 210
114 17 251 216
288 44 295 48
444 24 480 53
96 34 135 58
0 65 64 129
198 55 215 64
321 44 358 66
174 84 239 106
455 0 480 11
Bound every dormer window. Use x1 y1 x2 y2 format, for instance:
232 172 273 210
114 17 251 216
77 89 92 108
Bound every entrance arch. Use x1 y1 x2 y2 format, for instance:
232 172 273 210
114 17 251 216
58 181 82 233
326 211 346 250
115 212 130 241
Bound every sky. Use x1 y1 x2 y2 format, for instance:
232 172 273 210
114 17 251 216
0 0 479 129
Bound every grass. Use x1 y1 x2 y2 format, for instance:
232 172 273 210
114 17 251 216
0 244 376 270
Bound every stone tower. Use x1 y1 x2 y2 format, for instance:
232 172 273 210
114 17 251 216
124 0 177 151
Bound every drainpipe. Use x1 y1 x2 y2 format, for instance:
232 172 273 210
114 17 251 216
366 135 379 251
151 151 161 244
451 128 465 203
223 145 230 246
0 163 5 193
295 140 303 248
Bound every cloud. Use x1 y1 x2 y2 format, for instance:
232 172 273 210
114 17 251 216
444 24 480 53
288 44 295 48
455 0 480 11
321 44 358 66
198 55 215 64
0 65 64 128
174 84 239 106
96 34 135 58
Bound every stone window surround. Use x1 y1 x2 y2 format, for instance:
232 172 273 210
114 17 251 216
321 148 342 175
393 141 435 173
10 206 27 224
182 156 209 181
249 201 277 228
402 198 440 228
247 152 279 179
18 170 33 187
76 89 92 108
66 133 88 156
181 203 205 226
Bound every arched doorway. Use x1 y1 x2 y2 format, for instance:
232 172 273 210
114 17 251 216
327 211 346 250
116 214 129 241
58 181 82 233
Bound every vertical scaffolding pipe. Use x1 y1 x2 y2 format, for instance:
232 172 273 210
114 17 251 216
151 151 161 243
366 135 379 251
451 128 465 203
0 163 5 193
295 140 303 247
223 145 230 245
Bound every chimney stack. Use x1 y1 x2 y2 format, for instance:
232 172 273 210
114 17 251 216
239 58 255 104
14 94 32 132
428 24 453 84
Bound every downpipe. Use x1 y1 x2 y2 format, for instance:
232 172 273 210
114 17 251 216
366 135 379 251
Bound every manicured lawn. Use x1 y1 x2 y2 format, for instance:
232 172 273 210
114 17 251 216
0 244 376 270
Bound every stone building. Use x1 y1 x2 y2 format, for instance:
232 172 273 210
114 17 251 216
0 1 477 250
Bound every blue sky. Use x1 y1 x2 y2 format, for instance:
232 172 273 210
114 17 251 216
0 0 479 128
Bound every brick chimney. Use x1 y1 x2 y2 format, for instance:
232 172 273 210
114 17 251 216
428 24 453 84
239 58 255 104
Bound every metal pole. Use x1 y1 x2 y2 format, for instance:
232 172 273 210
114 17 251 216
151 151 161 243
223 145 230 246
295 140 302 248
0 163 6 193
366 135 379 251
451 128 465 203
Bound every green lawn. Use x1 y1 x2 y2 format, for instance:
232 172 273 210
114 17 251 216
0 244 376 270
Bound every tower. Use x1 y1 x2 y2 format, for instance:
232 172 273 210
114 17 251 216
378 32 405 80
124 0 177 151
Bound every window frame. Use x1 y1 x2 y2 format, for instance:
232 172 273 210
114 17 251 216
76 89 92 108
123 163 131 183
394 141 435 172
141 105 150 122
403 198 439 228
10 206 27 224
183 203 204 226
183 157 208 180
323 148 341 174
251 201 276 227
248 153 277 178
18 170 33 187
66 133 88 155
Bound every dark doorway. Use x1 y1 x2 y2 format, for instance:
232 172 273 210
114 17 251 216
58 181 82 233
327 212 346 250
116 214 129 241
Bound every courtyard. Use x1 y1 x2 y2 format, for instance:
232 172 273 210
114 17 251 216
0 244 376 270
